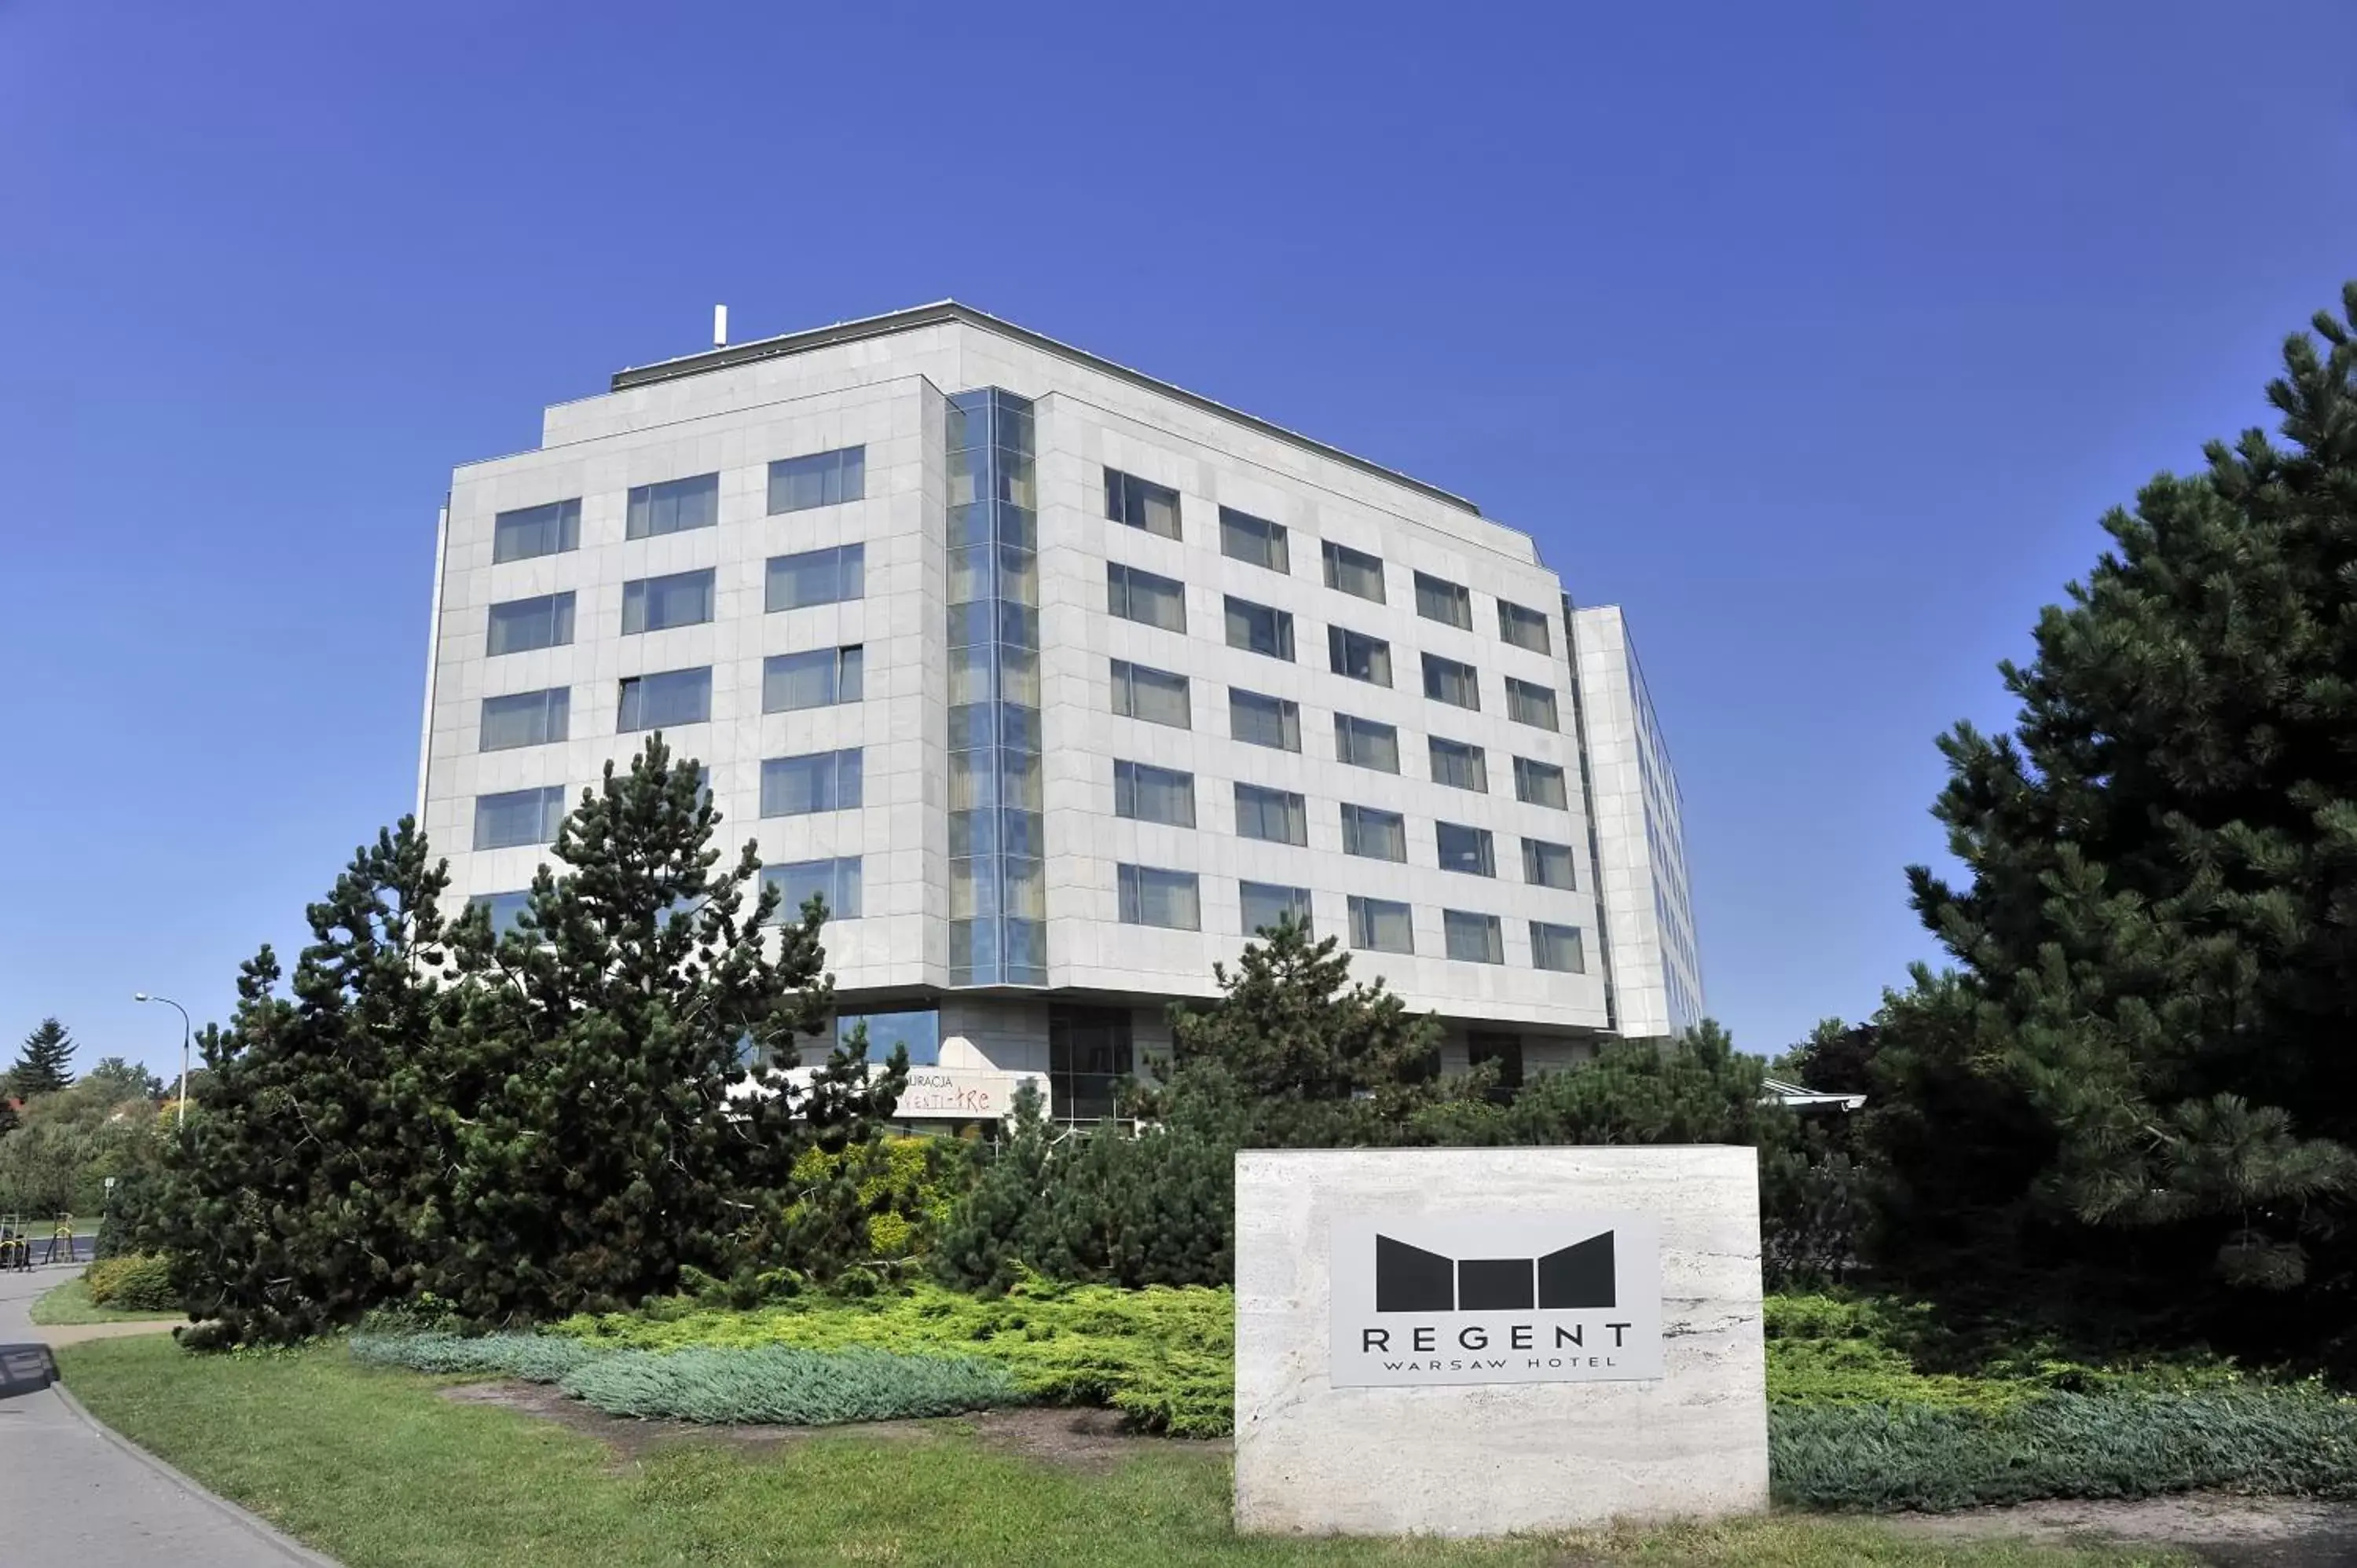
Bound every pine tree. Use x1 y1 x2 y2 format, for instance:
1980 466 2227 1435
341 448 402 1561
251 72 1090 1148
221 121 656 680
9 1018 75 1097
1901 282 2357 1325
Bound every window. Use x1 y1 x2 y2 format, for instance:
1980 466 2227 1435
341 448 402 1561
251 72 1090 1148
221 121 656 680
766 545 864 611
492 499 579 563
1230 688 1301 751
1114 760 1196 826
486 592 575 655
834 1008 940 1067
1050 1005 1133 1123
1531 921 1587 973
1348 896 1413 954
1505 676 1560 731
1326 625 1392 687
1428 736 1489 792
1514 757 1570 809
761 749 863 817
1422 652 1480 709
1498 599 1551 654
1117 863 1201 930
1333 713 1400 773
1436 822 1496 877
1523 837 1577 890
1414 570 1473 629
1234 783 1307 845
1241 881 1314 937
1223 595 1294 660
1321 540 1385 603
1108 562 1187 632
625 472 719 538
763 646 863 712
1104 468 1180 539
763 857 863 921
621 568 715 634
479 687 570 752
1109 659 1189 729
474 785 566 850
1219 507 1289 572
768 445 865 514
1468 1031 1525 1091
1444 909 1505 963
467 890 533 937
1340 803 1407 862
617 666 711 731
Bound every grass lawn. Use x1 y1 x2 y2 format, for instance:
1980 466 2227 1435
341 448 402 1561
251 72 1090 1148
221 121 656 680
57 1335 2189 1568
31 1276 182 1327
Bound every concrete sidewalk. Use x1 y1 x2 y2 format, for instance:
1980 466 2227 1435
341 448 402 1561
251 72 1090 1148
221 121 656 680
0 1265 338 1567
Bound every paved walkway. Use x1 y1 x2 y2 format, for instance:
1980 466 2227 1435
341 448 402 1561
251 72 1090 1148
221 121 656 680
0 1263 336 1566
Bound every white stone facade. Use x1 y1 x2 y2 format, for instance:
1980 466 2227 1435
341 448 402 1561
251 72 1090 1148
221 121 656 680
416 303 1703 1110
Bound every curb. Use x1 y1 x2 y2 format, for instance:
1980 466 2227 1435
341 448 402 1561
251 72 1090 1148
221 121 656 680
50 1378 346 1568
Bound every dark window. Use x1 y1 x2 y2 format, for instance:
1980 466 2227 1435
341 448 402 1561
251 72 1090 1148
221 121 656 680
1436 822 1496 877
764 857 863 921
1230 688 1301 751
1327 625 1392 686
474 785 566 850
1515 757 1570 809
1428 736 1489 792
1110 659 1190 729
622 568 716 634
1050 1005 1134 1122
1223 595 1295 660
1241 881 1314 937
1109 562 1187 632
767 545 864 611
1219 507 1288 572
763 646 863 712
1422 651 1480 709
617 667 711 731
1114 760 1196 826
1234 782 1307 845
625 473 719 538
467 890 533 937
486 592 574 655
1498 599 1551 654
479 687 570 752
1334 713 1401 773
1505 676 1559 731
1104 468 1181 539
1531 921 1586 973
1117 863 1200 929
1523 838 1577 890
1444 909 1505 963
1414 570 1473 629
761 749 863 816
493 499 579 563
1348 896 1413 954
768 445 865 513
1468 1031 1525 1090
1340 803 1407 862
1321 540 1385 603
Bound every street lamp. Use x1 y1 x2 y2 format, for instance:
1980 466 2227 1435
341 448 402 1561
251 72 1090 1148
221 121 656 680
132 992 192 1130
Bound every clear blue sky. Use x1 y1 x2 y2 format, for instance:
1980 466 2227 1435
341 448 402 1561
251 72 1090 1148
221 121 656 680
5 2 2355 1080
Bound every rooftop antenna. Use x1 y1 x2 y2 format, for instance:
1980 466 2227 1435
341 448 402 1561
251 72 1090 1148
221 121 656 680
713 304 729 348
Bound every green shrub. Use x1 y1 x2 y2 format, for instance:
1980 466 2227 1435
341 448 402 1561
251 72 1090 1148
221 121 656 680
349 1332 597 1383
557 1344 1018 1425
84 1252 178 1312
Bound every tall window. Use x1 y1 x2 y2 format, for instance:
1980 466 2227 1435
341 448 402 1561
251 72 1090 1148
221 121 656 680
1348 896 1413 954
1444 909 1505 963
1223 595 1295 661
1505 676 1559 731
1522 837 1577 890
1117 863 1201 930
1108 562 1187 632
764 857 863 921
1114 760 1196 827
1321 540 1384 603
768 446 865 513
625 473 719 538
1435 822 1496 877
1428 736 1488 792
1468 1031 1525 1090
486 592 574 655
763 646 863 712
1241 881 1314 937
1514 756 1570 809
1104 468 1180 539
493 499 579 563
622 568 715 634
1233 782 1307 845
1230 688 1301 751
617 667 711 731
479 687 570 752
474 785 566 851
1050 1005 1133 1123
1414 570 1473 629
1333 713 1400 773
767 545 864 611
1422 652 1480 710
1327 625 1392 687
761 749 863 816
1497 599 1551 654
1111 659 1190 729
1219 507 1289 572
1340 803 1407 862
1530 921 1586 973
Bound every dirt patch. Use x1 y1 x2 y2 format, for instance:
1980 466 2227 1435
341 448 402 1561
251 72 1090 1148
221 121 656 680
956 1405 1230 1473
1882 1493 2357 1566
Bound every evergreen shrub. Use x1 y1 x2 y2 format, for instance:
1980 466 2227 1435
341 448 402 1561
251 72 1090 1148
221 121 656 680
559 1345 1019 1425
83 1252 178 1311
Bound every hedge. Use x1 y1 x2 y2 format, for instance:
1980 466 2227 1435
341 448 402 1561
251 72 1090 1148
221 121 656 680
84 1253 178 1312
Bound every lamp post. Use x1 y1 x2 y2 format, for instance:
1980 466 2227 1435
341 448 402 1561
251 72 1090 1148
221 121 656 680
132 992 192 1130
